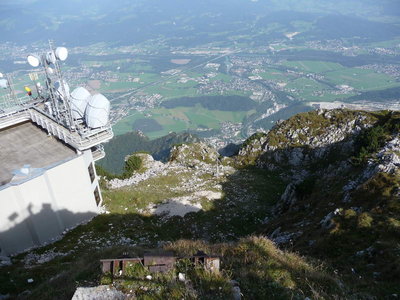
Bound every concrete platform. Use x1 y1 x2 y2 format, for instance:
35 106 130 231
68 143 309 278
0 122 76 186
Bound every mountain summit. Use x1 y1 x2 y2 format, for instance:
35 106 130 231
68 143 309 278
1 109 399 299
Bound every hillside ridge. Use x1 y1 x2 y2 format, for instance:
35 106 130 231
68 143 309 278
1 108 399 299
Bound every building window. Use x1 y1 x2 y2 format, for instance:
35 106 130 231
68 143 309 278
94 186 101 206
88 163 96 183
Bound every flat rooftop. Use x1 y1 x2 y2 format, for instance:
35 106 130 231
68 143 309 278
0 122 76 186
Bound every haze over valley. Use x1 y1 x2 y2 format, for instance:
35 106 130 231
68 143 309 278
1 0 399 148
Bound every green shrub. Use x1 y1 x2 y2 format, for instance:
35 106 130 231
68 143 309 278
353 125 387 164
125 155 142 172
387 217 400 233
100 273 113 285
96 154 143 180
241 132 267 148
352 110 400 164
124 261 148 278
343 209 357 219
95 164 115 180
357 212 373 228
175 258 193 274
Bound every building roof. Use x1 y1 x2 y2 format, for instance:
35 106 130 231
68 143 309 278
0 121 76 186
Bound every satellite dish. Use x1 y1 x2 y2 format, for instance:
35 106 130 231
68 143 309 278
27 54 41 67
47 67 54 74
46 51 56 64
55 47 68 61
85 93 110 128
0 79 8 89
70 87 91 119
54 80 70 99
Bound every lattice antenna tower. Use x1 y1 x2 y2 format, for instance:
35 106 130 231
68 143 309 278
48 40 75 130
27 41 76 131
5 74 17 101
25 42 111 137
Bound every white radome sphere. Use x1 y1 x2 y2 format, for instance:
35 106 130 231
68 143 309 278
85 93 110 128
70 87 91 119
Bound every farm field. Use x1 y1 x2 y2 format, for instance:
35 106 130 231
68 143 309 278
259 68 296 81
112 104 254 138
4 46 398 142
260 60 400 102
210 73 232 83
144 84 199 99
285 77 332 100
99 81 141 92
99 73 162 93
109 56 400 137
323 68 400 91
282 60 345 73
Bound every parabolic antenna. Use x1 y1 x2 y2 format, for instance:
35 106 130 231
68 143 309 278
27 54 41 67
0 79 8 89
70 87 91 119
85 93 110 128
47 67 54 74
54 80 70 99
55 47 68 61
46 51 56 64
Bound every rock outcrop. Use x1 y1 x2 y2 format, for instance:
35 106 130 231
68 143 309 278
169 142 220 166
237 109 378 172
109 153 167 189
256 109 400 291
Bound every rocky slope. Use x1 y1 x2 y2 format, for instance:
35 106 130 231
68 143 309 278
237 109 400 297
1 109 399 299
98 109 400 298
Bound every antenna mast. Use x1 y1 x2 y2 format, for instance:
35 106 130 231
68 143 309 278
24 42 112 138
6 74 17 103
48 40 75 131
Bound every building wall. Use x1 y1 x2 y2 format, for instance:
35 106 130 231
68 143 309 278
0 150 101 256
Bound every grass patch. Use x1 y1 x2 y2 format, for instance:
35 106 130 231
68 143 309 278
324 68 399 91
283 60 345 73
102 173 190 213
166 236 345 299
112 105 251 138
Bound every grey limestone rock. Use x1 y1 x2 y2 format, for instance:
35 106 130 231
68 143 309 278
274 183 297 215
0 256 11 267
71 286 126 300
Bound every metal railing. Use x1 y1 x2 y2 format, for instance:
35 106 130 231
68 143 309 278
0 94 32 112
92 145 106 161
0 106 114 151
0 109 31 129
28 108 113 151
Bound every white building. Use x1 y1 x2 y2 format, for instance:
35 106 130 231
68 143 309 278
0 45 113 255
0 106 113 256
